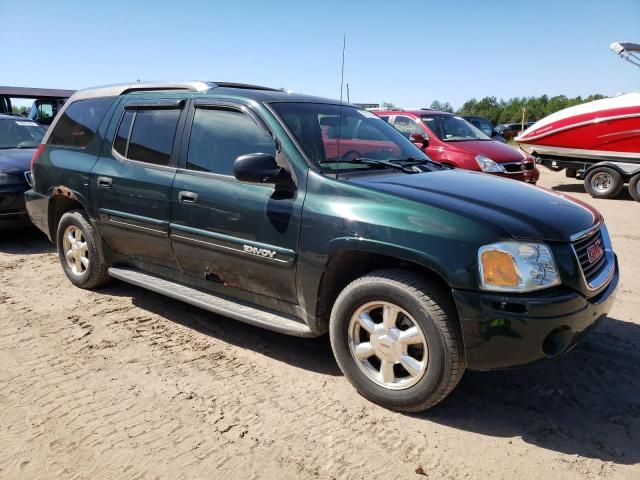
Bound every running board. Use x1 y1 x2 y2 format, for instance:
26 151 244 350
108 267 317 337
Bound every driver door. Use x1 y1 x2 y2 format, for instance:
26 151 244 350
170 101 304 304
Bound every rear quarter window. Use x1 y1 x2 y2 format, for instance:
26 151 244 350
49 97 115 148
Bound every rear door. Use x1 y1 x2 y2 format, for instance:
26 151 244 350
169 100 303 303
90 98 187 269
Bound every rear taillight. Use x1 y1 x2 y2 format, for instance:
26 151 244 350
31 144 44 171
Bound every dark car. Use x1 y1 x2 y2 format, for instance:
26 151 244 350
462 115 506 143
26 82 617 412
0 114 45 228
496 122 535 141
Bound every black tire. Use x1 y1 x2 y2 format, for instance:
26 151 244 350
629 173 640 202
56 210 110 289
329 269 465 412
584 167 623 199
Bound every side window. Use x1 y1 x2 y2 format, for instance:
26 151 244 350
113 108 181 166
378 115 390 123
49 97 114 147
187 108 276 176
114 110 134 157
393 116 423 138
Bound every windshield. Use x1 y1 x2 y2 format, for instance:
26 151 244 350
0 118 45 149
271 103 432 171
422 115 490 141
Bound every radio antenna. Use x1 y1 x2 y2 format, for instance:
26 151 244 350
336 34 346 179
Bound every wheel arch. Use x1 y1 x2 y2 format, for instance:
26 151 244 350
47 186 90 240
312 244 454 333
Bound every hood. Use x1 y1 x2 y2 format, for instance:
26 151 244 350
0 148 35 175
444 140 527 163
351 169 600 242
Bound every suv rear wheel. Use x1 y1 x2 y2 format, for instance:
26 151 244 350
329 269 465 412
56 210 110 289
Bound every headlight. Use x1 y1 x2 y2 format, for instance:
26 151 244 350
478 242 561 292
475 155 506 173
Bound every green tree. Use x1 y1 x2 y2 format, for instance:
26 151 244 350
429 100 454 113
381 102 396 109
12 105 30 116
454 93 607 124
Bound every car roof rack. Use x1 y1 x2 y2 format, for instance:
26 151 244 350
69 81 282 102
68 81 216 101
213 82 281 91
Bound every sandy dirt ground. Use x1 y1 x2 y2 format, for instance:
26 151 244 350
1 168 639 480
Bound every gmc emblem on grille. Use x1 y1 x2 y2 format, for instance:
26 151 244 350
587 239 604 264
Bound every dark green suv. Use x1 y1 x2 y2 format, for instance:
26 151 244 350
25 81 618 412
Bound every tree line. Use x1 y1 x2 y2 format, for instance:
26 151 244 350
383 94 607 125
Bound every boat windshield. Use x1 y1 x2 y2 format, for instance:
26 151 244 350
422 114 490 141
271 102 434 172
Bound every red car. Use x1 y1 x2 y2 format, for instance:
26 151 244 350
374 109 539 183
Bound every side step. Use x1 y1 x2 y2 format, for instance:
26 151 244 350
108 267 318 337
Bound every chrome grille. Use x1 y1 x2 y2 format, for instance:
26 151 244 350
572 228 607 285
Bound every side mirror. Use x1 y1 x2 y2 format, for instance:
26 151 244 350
233 153 293 187
491 129 499 137
409 133 429 149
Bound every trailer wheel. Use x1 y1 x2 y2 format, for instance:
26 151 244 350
584 167 623 199
629 174 640 202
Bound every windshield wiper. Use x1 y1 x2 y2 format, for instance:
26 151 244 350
348 157 422 173
391 156 447 169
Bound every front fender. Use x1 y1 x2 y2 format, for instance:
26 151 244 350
325 236 451 284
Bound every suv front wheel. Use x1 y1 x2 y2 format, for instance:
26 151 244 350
329 269 465 412
56 210 110 289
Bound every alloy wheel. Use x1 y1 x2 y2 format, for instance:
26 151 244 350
62 225 89 276
348 301 428 390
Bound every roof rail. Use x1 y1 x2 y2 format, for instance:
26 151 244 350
67 80 285 102
214 82 281 92
367 107 404 111
69 81 216 102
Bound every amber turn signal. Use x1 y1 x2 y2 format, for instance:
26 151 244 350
481 250 519 287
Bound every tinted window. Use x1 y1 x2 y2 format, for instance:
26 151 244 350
49 97 114 147
127 109 180 165
114 110 134 157
187 108 276 175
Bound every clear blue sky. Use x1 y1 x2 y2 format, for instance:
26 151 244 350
1 0 638 108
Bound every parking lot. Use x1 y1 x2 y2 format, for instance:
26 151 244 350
0 168 638 480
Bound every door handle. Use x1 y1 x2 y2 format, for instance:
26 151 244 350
97 176 113 188
178 191 199 204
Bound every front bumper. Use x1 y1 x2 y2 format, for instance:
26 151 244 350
452 262 618 370
0 188 31 229
493 166 540 183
